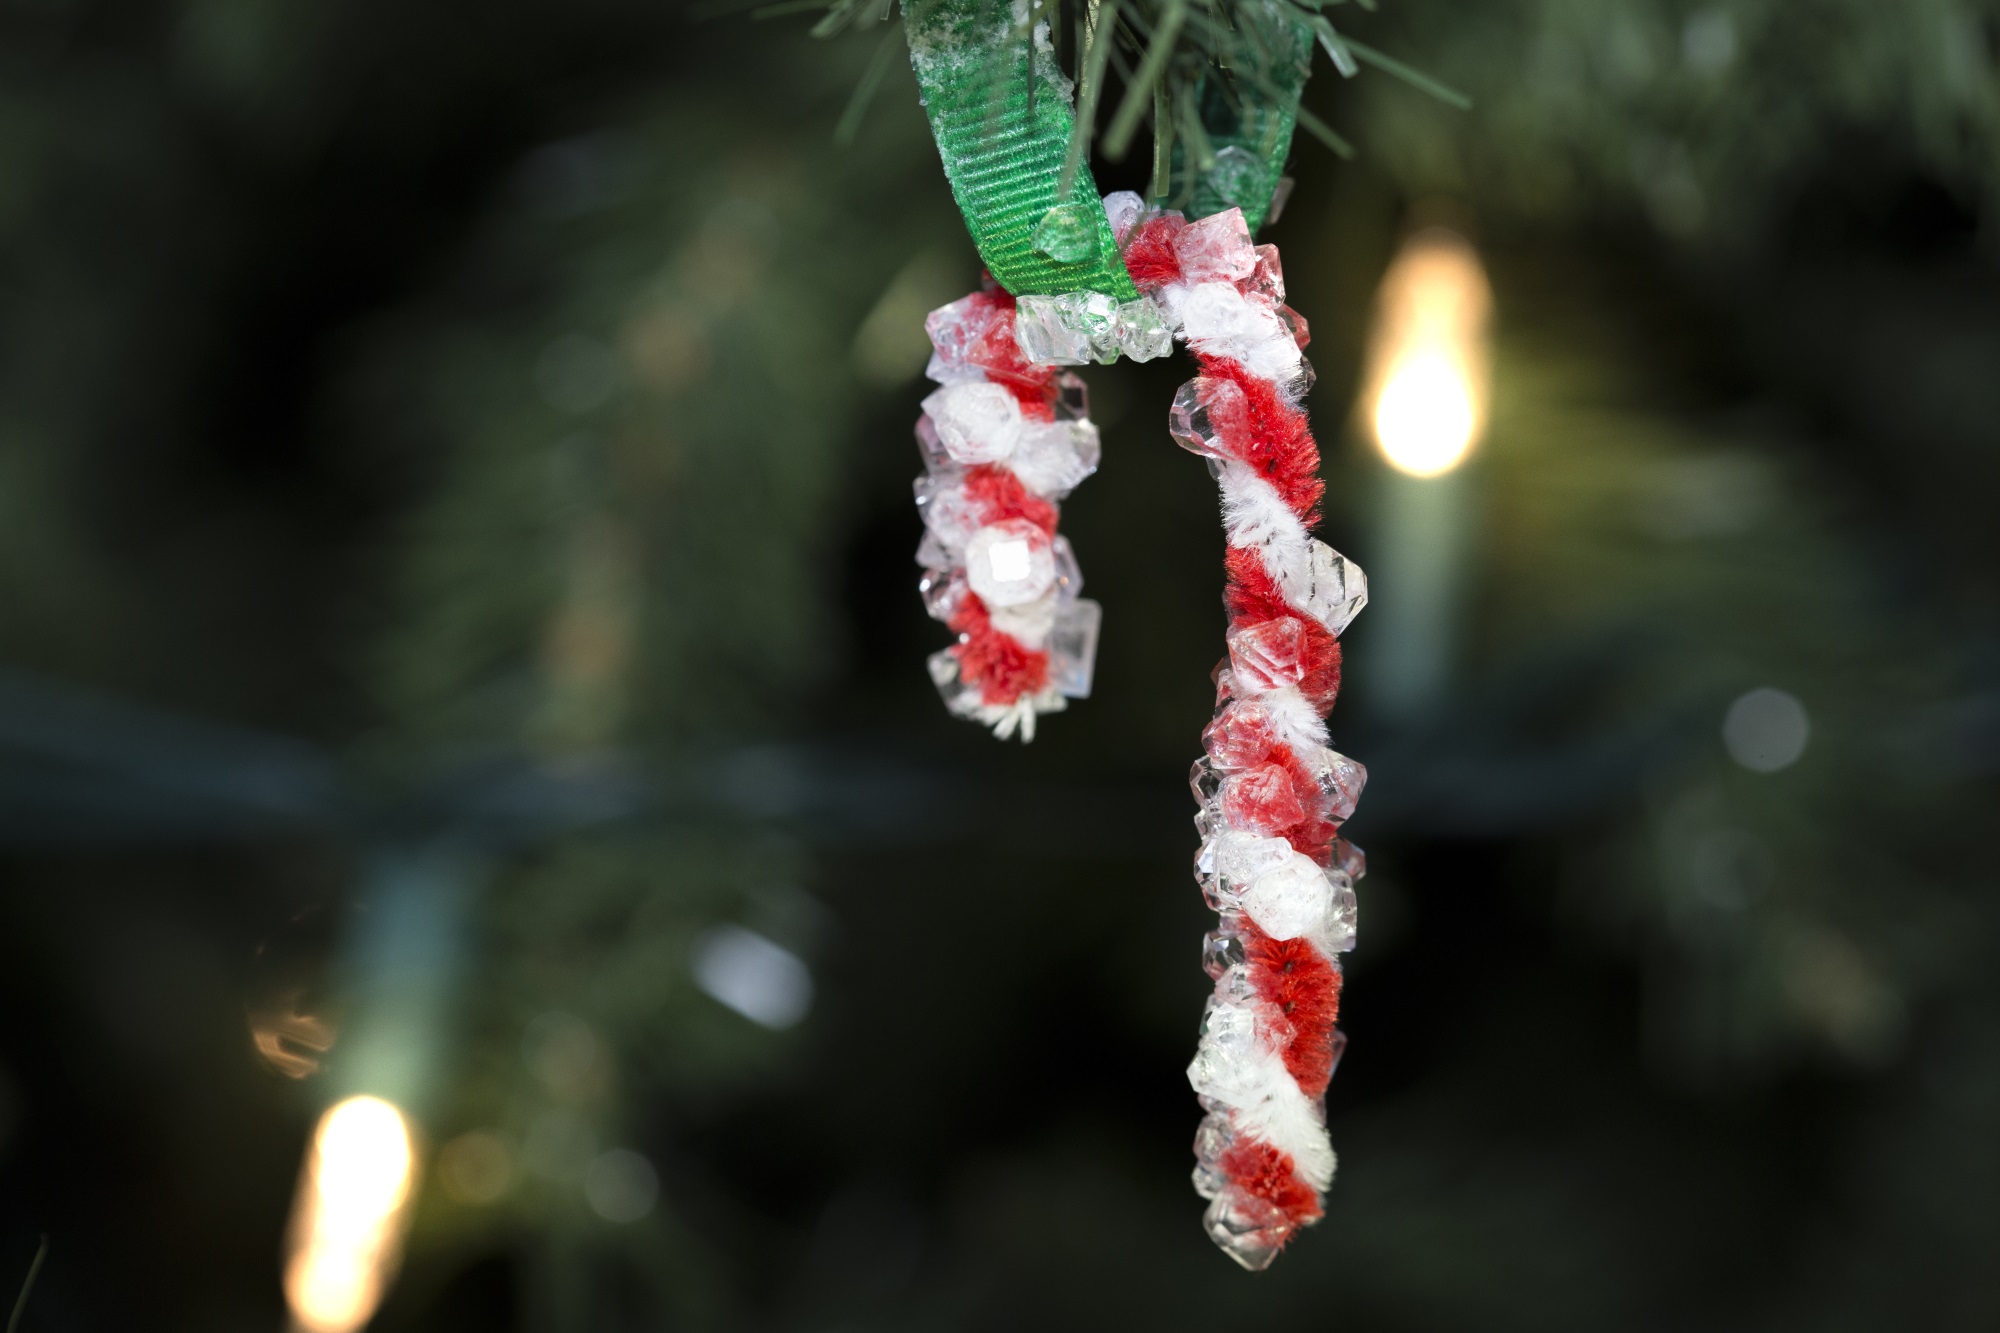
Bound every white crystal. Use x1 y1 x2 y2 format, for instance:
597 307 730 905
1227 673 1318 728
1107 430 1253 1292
914 413 950 472
964 520 1056 607
1201 830 1296 910
922 293 1004 385
1102 190 1146 244
1313 749 1367 821
1009 419 1100 498
1175 208 1258 283
1245 243 1285 305
1277 540 1368 637
1240 851 1333 941
1167 375 1246 459
914 530 950 569
1200 928 1245 979
1050 534 1083 601
987 590 1057 649
1047 597 1101 698
1179 282 1304 386
1053 370 1090 421
1191 1112 1234 1199
922 382 1023 464
1322 869 1358 953
912 473 980 550
1212 963 1258 1006
927 647 974 712
916 562 966 622
1188 998 1264 1103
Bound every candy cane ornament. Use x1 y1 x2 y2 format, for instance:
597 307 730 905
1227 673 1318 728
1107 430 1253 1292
911 192 1368 1269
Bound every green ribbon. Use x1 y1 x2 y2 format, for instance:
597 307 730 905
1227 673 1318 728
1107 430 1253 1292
905 1 1310 298
1178 17 1312 232
907 3 1137 298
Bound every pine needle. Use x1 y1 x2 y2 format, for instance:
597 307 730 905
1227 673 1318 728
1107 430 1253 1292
835 25 905 142
1310 16 1358 77
1293 103 1355 158
1341 36 1470 108
7 1237 47 1333
1059 0 1121 196
742 0 834 18
1103 0 1186 158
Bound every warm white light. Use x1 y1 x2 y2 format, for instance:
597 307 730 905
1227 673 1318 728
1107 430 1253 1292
1374 353 1478 477
283 1096 416 1333
1364 229 1493 478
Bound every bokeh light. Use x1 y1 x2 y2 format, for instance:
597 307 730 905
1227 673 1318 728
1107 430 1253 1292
1364 229 1494 477
283 1096 416 1333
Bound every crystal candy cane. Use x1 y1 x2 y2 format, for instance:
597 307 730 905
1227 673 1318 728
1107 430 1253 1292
914 286 1113 741
1002 193 1369 1267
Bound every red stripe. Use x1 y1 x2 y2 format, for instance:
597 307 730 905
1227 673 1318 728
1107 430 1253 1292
1217 1137 1324 1227
964 464 1059 536
1197 355 1322 526
1240 918 1344 1099
947 593 1050 704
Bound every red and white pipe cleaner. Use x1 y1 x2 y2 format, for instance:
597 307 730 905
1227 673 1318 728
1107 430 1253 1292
915 194 1366 1269
1120 201 1369 1270
914 286 1105 741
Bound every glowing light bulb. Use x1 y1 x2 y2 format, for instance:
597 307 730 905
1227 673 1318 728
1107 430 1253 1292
1363 229 1493 477
283 1096 416 1333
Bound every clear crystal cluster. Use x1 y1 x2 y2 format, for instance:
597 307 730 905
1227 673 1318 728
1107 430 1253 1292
1015 290 1175 366
914 286 1103 742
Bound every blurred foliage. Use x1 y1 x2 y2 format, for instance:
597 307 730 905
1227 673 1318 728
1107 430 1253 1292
0 0 1999 1331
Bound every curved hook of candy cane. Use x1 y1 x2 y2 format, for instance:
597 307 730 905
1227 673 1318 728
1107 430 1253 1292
911 286 1105 741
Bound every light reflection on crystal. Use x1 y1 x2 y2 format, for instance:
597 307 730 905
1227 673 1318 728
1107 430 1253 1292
964 520 1056 607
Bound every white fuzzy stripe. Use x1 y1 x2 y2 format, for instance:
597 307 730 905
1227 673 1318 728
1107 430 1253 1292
1215 461 1309 554
1188 1027 1336 1192
1179 283 1304 387
1257 686 1329 752
1217 462 1333 640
